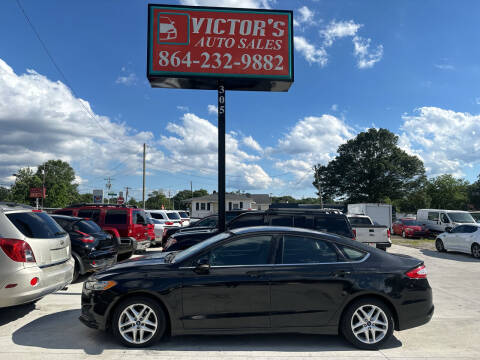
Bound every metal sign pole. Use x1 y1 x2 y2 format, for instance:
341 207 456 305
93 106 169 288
218 81 226 232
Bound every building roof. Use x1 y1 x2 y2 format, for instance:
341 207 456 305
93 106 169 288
186 193 271 204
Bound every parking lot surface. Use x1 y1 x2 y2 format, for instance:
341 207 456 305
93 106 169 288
0 245 479 360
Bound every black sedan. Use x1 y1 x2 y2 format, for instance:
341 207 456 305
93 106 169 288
79 226 433 350
51 215 118 281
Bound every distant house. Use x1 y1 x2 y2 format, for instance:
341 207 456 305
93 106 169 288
186 193 271 218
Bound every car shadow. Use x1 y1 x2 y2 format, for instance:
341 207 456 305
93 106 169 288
12 309 402 355
420 249 479 262
0 302 36 326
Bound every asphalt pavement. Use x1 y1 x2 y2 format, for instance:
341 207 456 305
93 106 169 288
0 245 479 360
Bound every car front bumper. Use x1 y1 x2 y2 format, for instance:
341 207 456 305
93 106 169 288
0 258 74 308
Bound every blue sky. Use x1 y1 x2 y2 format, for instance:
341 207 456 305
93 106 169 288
1 0 480 200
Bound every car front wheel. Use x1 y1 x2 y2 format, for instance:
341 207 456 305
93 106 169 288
472 243 480 259
112 296 166 347
341 298 394 350
435 238 446 252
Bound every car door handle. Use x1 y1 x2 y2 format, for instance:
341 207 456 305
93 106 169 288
247 270 265 278
332 270 351 278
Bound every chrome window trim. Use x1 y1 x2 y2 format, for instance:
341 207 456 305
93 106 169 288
178 252 370 270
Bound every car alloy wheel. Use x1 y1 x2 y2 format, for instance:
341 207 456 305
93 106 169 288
472 243 480 259
341 298 393 350
113 296 166 347
435 239 445 252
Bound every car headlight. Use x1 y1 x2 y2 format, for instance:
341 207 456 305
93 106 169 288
84 280 117 291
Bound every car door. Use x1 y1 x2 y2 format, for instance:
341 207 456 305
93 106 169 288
440 213 452 231
458 225 477 253
181 235 274 330
445 225 464 250
428 211 441 232
132 210 148 241
269 234 354 328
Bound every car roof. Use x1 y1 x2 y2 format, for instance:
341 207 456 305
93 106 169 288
0 202 33 212
51 214 83 221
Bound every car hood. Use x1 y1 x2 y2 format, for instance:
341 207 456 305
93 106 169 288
174 228 219 239
96 251 175 275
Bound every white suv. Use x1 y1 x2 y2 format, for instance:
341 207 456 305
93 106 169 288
0 202 74 308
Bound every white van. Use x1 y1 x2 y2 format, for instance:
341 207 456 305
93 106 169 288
416 209 476 233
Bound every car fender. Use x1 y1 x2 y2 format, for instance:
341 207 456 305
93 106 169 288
102 227 121 243
71 251 86 275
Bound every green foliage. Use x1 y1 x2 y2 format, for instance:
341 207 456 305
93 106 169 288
10 167 42 205
75 193 93 203
468 176 480 210
146 190 169 209
172 189 207 210
0 186 11 202
36 160 79 208
426 174 469 210
313 128 425 203
127 197 140 207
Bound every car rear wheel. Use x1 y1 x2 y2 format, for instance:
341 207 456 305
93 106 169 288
72 259 80 283
472 243 480 259
435 238 446 252
112 296 166 347
341 298 394 350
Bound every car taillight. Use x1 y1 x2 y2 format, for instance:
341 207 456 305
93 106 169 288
0 238 36 263
165 221 174 225
406 264 427 279
75 230 95 243
387 228 391 239
352 229 357 241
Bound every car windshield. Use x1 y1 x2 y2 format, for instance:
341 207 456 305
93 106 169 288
403 220 420 225
178 211 189 218
196 216 218 226
173 232 231 263
74 220 102 234
167 212 181 220
448 212 475 223
6 211 66 238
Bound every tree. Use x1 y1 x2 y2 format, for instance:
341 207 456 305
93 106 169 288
426 174 469 210
36 160 79 208
172 189 209 210
145 190 169 209
0 186 11 202
393 176 431 213
127 197 140 207
75 193 93 203
10 167 42 205
313 128 425 203
468 175 480 210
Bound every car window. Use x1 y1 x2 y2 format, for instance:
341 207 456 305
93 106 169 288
178 211 189 218
209 235 272 266
293 216 312 228
348 217 372 225
428 212 439 221
55 210 73 216
281 235 339 264
78 209 100 222
448 212 475 223
73 220 102 234
450 225 465 233
336 244 367 261
465 225 479 233
313 216 351 237
6 212 66 239
52 217 70 230
133 210 147 225
196 216 217 227
150 212 166 220
269 215 293 226
228 214 264 229
166 212 181 220
105 210 127 225
441 214 450 223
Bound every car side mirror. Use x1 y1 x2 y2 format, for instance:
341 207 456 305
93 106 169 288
194 258 210 274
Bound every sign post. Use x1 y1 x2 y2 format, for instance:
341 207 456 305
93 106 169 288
147 4 294 231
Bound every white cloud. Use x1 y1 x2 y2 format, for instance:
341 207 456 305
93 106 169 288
294 36 328 66
352 36 383 69
400 107 480 177
434 64 455 70
294 6 315 27
179 0 272 8
0 58 155 184
321 20 362 47
242 136 262 152
177 105 189 112
115 72 138 86
207 104 218 115
331 104 338 111
158 113 273 190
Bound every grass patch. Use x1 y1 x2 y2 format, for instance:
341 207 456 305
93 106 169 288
391 235 436 250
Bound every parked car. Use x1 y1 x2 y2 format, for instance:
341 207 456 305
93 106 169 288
392 218 430 239
0 202 74 308
470 211 480 223
417 209 476 234
51 215 118 281
80 226 434 349
54 204 150 260
347 215 391 250
145 210 183 227
177 211 190 226
435 224 480 258
148 217 165 246
163 208 353 252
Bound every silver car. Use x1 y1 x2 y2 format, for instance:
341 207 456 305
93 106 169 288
0 202 74 308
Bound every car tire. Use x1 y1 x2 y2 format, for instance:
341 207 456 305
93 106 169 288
471 243 480 259
341 298 394 350
435 238 446 252
402 230 406 238
112 296 166 348
72 259 80 283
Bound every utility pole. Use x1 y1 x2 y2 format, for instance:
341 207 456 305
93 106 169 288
142 143 146 209
41 164 46 209
190 181 193 213
105 177 114 204
317 182 324 209
168 189 171 209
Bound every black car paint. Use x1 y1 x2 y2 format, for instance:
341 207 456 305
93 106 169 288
80 227 433 338
52 215 118 275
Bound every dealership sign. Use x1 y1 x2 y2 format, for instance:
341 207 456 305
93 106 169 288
29 187 45 199
147 4 294 91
